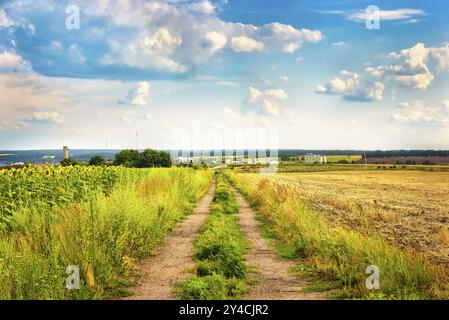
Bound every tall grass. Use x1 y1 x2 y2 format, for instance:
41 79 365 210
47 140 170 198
0 167 212 299
225 171 448 299
177 174 248 300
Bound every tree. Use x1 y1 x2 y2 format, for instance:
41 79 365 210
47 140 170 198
89 155 106 166
114 149 172 168
60 158 79 166
137 149 172 168
114 149 139 167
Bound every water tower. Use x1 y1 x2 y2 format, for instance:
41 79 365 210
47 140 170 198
63 146 69 159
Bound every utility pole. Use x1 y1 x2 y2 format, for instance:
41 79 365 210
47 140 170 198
136 132 139 151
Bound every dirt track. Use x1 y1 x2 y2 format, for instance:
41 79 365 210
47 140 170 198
123 183 215 300
231 187 325 300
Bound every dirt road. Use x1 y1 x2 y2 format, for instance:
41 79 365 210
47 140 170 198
231 187 325 300
123 183 215 300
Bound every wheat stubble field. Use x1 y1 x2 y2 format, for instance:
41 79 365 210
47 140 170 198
269 171 449 266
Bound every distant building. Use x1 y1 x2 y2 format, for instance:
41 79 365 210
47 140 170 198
304 153 327 164
63 146 69 159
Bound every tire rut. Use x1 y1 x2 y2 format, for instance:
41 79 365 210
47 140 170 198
231 187 326 300
123 182 215 300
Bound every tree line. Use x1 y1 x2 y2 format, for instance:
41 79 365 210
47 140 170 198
61 149 172 168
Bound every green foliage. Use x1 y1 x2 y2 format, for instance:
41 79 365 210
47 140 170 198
113 149 139 167
89 156 106 166
114 149 172 168
60 158 80 167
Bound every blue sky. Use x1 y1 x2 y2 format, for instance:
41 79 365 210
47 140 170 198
1 0 449 150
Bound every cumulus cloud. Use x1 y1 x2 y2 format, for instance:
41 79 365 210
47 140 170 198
429 43 449 71
230 36 265 53
205 31 227 53
392 100 449 124
317 42 449 102
366 43 449 90
120 81 151 106
243 86 288 116
1 1 323 77
186 1 216 15
316 70 384 101
78 0 323 74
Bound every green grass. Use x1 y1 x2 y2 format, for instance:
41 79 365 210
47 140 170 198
177 174 249 300
0 167 212 299
225 170 449 300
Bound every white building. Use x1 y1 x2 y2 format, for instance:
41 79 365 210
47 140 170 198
304 153 327 164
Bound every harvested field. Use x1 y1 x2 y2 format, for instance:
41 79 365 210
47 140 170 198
254 171 449 266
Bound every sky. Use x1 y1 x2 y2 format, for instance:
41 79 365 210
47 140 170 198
0 0 449 150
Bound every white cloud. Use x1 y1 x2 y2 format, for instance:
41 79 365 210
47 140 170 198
429 44 449 71
394 72 434 90
78 0 323 73
0 9 14 27
280 75 289 82
231 36 264 53
0 51 33 73
243 86 288 116
348 8 426 22
265 88 288 100
68 44 86 64
31 111 65 124
49 40 63 52
205 31 227 53
392 100 449 124
332 41 346 47
120 81 151 106
186 1 215 15
248 86 263 103
316 70 384 101
142 27 182 56
366 43 449 90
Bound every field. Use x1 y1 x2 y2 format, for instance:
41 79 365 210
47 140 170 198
325 155 362 163
1 164 448 300
276 162 449 173
226 169 449 299
0 166 212 299
266 171 449 266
